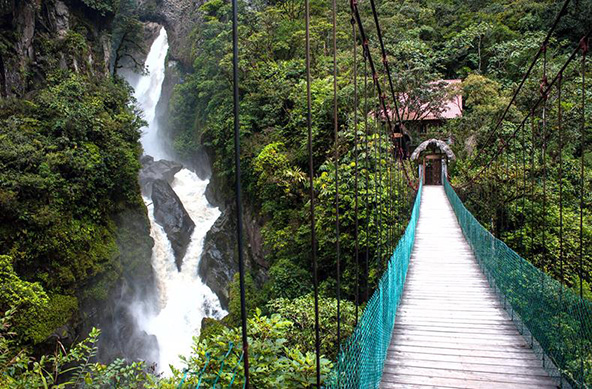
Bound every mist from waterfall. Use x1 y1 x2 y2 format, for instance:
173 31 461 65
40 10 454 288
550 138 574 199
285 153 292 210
125 27 226 375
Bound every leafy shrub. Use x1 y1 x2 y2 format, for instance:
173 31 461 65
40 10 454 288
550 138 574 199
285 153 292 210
166 310 333 388
267 294 357 360
0 72 144 344
0 311 151 388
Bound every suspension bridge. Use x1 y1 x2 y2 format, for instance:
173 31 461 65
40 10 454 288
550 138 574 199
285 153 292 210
380 185 557 388
178 0 591 387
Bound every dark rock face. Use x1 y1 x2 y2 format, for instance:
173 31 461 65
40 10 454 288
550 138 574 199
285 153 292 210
204 173 226 209
0 0 112 97
198 204 269 309
139 157 183 196
151 179 195 270
116 21 162 80
94 280 159 365
191 147 212 180
84 206 159 365
199 209 237 309
137 0 202 67
243 204 269 279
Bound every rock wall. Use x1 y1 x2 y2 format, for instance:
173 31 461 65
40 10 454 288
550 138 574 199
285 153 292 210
0 0 112 97
200 178 269 309
0 0 159 361
90 207 158 364
136 0 202 67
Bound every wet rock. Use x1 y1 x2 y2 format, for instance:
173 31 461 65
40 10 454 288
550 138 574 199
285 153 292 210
137 0 203 67
54 1 69 37
151 179 195 270
139 158 183 196
140 155 154 165
191 147 211 180
84 206 158 365
199 209 237 309
204 173 226 209
94 281 159 365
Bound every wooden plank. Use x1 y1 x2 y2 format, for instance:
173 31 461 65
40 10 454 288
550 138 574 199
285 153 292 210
389 339 532 352
386 351 541 371
394 321 518 331
380 185 552 388
385 359 548 377
380 374 557 389
392 325 522 336
387 350 544 367
381 366 556 386
394 324 519 335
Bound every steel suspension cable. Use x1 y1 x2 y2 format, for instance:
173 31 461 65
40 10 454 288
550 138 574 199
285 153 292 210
578 35 587 384
374 102 381 271
470 0 571 170
539 49 549 372
557 72 564 291
351 0 394 133
304 0 321 384
579 37 587 300
388 144 393 253
230 0 249 384
378 111 384 266
521 117 527 254
331 0 341 358
368 0 403 140
463 28 592 188
352 15 360 325
541 47 548 272
556 72 566 367
364 54 371 303
530 112 537 268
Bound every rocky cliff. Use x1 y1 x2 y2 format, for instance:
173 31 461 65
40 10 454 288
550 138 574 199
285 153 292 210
0 0 160 360
0 0 113 97
136 0 201 67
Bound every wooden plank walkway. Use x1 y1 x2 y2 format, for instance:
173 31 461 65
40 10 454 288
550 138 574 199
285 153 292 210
380 185 557 389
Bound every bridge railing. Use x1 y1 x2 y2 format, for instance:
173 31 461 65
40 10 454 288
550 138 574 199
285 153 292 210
323 179 423 389
444 177 591 389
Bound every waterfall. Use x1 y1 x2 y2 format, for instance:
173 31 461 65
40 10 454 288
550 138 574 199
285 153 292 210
133 28 169 161
125 27 226 375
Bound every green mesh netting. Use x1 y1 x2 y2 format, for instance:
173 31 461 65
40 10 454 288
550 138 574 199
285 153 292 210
444 177 591 388
323 180 423 389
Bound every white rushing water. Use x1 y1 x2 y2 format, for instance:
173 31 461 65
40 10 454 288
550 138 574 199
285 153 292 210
133 27 170 160
126 27 226 374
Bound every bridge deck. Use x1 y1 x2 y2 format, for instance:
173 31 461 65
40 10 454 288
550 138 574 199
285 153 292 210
380 185 556 389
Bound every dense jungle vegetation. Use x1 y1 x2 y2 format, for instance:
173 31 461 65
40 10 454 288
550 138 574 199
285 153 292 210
1 0 591 386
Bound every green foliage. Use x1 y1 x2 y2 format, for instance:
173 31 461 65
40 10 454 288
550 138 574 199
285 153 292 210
267 257 313 299
227 272 265 325
0 256 49 343
0 312 152 388
165 310 333 388
0 71 144 344
81 0 118 16
267 294 357 360
27 294 78 344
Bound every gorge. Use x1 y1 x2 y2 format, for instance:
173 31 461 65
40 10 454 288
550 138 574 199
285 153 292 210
125 26 226 373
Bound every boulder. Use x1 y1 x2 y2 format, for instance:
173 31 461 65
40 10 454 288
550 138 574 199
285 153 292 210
139 158 183 196
199 209 237 309
151 179 194 270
